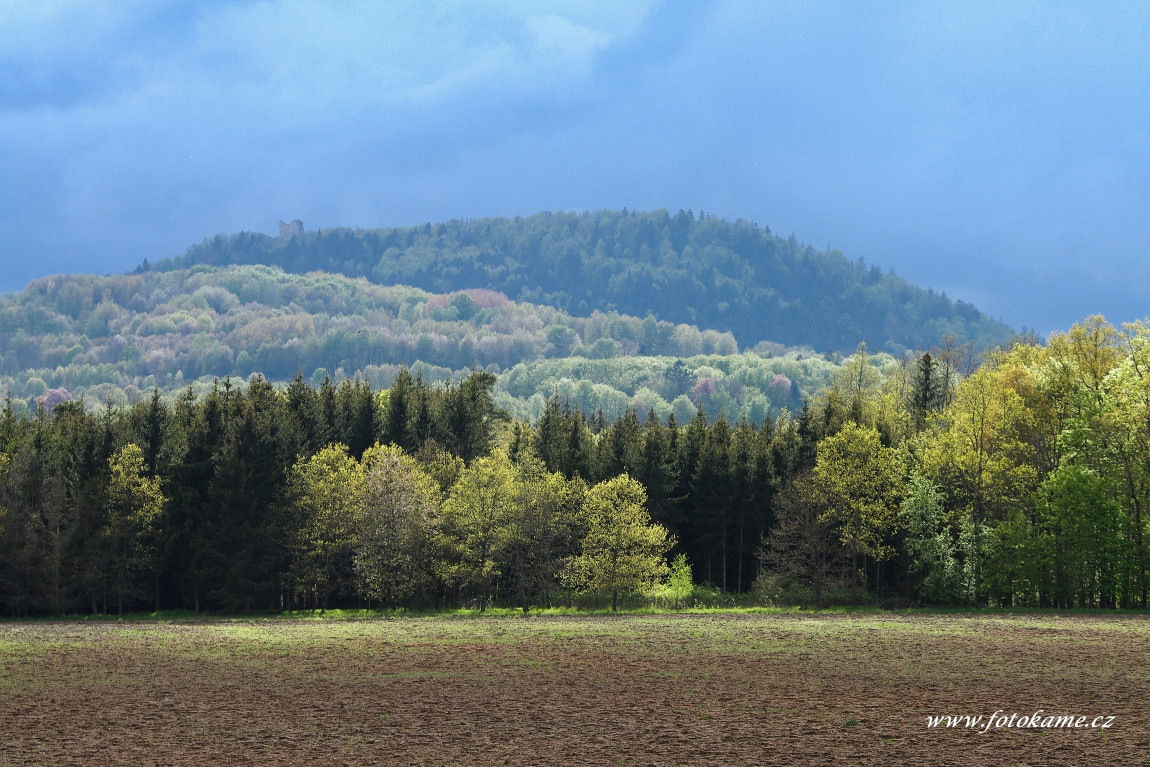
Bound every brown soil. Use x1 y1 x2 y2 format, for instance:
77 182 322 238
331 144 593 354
0 612 1146 765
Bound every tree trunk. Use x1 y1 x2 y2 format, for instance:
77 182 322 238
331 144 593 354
737 522 744 594
722 520 728 593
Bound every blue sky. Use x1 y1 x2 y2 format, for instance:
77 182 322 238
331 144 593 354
2 1 1147 336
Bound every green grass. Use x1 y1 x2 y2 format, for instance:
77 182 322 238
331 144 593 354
6 601 1150 627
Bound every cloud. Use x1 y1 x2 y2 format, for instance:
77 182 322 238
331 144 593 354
0 0 1148 334
0 1 658 282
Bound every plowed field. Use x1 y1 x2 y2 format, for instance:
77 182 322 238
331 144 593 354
1 612 1147 765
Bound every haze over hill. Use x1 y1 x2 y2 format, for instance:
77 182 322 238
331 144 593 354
149 209 1015 355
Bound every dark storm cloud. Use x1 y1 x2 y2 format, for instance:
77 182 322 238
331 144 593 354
1 1 1147 335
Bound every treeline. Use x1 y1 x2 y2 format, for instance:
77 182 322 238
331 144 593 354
0 358 778 615
3 315 1147 615
762 317 1150 609
0 368 672 615
149 209 1015 353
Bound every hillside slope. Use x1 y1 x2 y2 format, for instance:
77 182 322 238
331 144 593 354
0 265 861 421
149 209 1014 353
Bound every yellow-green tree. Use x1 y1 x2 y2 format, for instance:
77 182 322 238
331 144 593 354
439 449 518 610
918 353 1041 602
105 444 165 615
565 474 673 611
355 443 440 608
286 444 365 610
1076 321 1150 606
812 422 904 595
816 342 883 431
501 450 583 613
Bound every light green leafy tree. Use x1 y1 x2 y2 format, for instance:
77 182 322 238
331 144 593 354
918 356 1039 601
286 444 365 610
500 450 583 613
565 474 673 611
812 422 904 596
105 444 165 615
656 553 695 609
900 473 960 603
439 449 518 610
355 443 440 608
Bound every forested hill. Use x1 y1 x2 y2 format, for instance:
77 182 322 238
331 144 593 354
0 265 858 421
147 210 1014 354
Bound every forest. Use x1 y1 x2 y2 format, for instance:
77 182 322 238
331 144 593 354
0 264 857 423
147 209 1015 353
2 315 1147 616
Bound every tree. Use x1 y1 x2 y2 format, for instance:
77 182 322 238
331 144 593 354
285 444 364 610
837 342 881 426
1034 465 1122 608
657 553 694 609
355 443 439 608
382 368 413 451
692 414 732 589
758 474 844 609
439 449 518 610
812 422 904 596
918 357 1039 602
436 371 499 463
204 376 291 612
911 352 942 430
500 450 582 613
900 473 959 603
105 444 165 615
565 474 673 611
1062 321 1150 606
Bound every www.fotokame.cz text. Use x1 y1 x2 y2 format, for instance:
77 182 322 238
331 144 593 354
925 710 1115 734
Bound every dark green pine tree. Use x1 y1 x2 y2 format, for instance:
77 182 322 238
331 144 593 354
565 404 594 481
456 370 498 463
203 377 289 612
795 401 818 473
167 385 226 612
126 389 167 478
596 407 642 481
636 409 680 534
911 351 942 431
284 371 324 457
335 377 375 459
52 401 111 614
693 414 733 590
533 396 567 474
382 367 413 451
729 418 774 593
318 374 338 448
673 409 708 581
410 376 435 450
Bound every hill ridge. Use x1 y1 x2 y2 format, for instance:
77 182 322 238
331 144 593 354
147 209 1014 354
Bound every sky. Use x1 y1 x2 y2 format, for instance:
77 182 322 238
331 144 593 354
2 0 1148 336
